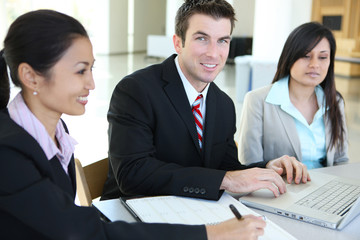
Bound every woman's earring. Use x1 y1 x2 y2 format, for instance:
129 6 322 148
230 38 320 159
33 91 38 96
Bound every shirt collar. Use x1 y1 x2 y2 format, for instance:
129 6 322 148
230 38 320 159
8 93 77 173
266 76 325 110
175 56 209 106
265 76 291 106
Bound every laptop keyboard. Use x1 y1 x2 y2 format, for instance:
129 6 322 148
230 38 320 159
295 180 360 216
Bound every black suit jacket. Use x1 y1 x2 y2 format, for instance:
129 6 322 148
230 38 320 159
102 54 267 200
0 109 205 240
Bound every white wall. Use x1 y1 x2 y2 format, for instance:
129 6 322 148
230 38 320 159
166 0 183 36
134 0 166 52
91 1 110 54
109 0 128 54
1 0 312 56
232 0 255 37
79 0 126 55
252 0 312 61
94 0 166 54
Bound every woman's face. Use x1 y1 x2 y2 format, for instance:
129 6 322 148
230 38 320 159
290 37 331 88
35 37 95 118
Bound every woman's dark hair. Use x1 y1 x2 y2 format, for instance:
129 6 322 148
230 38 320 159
0 49 9 109
175 0 236 46
273 21 345 151
0 9 88 109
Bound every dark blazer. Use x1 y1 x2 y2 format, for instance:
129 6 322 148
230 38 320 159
0 109 205 240
102 54 268 200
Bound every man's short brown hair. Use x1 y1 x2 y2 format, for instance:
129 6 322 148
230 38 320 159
175 0 236 45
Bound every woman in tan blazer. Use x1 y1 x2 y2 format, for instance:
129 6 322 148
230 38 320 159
238 22 348 169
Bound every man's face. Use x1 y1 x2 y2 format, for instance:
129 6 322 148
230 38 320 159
173 14 231 92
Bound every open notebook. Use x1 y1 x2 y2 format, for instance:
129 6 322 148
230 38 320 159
121 192 296 240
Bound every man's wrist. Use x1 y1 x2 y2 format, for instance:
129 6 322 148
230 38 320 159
220 171 231 190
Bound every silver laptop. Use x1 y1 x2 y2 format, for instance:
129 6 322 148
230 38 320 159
239 171 360 229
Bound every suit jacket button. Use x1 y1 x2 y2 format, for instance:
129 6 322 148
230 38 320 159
200 188 206 194
183 187 189 192
195 188 200 194
189 187 194 193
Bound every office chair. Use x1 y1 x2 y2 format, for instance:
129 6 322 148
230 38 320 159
75 157 109 206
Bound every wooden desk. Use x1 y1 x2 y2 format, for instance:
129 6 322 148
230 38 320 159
93 163 360 240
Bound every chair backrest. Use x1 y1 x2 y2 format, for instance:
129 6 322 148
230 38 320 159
75 158 109 206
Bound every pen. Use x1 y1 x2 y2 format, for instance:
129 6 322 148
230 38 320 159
229 204 242 220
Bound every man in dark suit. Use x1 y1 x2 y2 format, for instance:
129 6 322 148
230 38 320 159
102 0 310 201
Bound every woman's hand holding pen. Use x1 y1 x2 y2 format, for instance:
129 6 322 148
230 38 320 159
206 215 266 240
206 204 265 240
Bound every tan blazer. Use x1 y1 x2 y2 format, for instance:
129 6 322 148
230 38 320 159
238 85 349 167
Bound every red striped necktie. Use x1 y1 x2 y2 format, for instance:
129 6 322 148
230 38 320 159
192 94 203 149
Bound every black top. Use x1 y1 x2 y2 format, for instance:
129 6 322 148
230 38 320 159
0 109 206 240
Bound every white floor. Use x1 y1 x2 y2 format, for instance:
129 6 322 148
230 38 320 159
58 53 360 166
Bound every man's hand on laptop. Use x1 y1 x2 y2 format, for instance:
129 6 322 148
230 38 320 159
220 168 286 197
266 155 311 184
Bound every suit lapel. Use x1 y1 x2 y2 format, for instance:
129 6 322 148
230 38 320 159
202 85 217 164
25 131 76 197
3 112 77 197
275 106 302 160
162 55 201 153
68 157 76 195
3 113 54 180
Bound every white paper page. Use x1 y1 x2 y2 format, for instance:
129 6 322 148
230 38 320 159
126 192 297 240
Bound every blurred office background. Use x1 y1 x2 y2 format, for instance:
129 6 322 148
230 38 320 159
1 0 359 166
